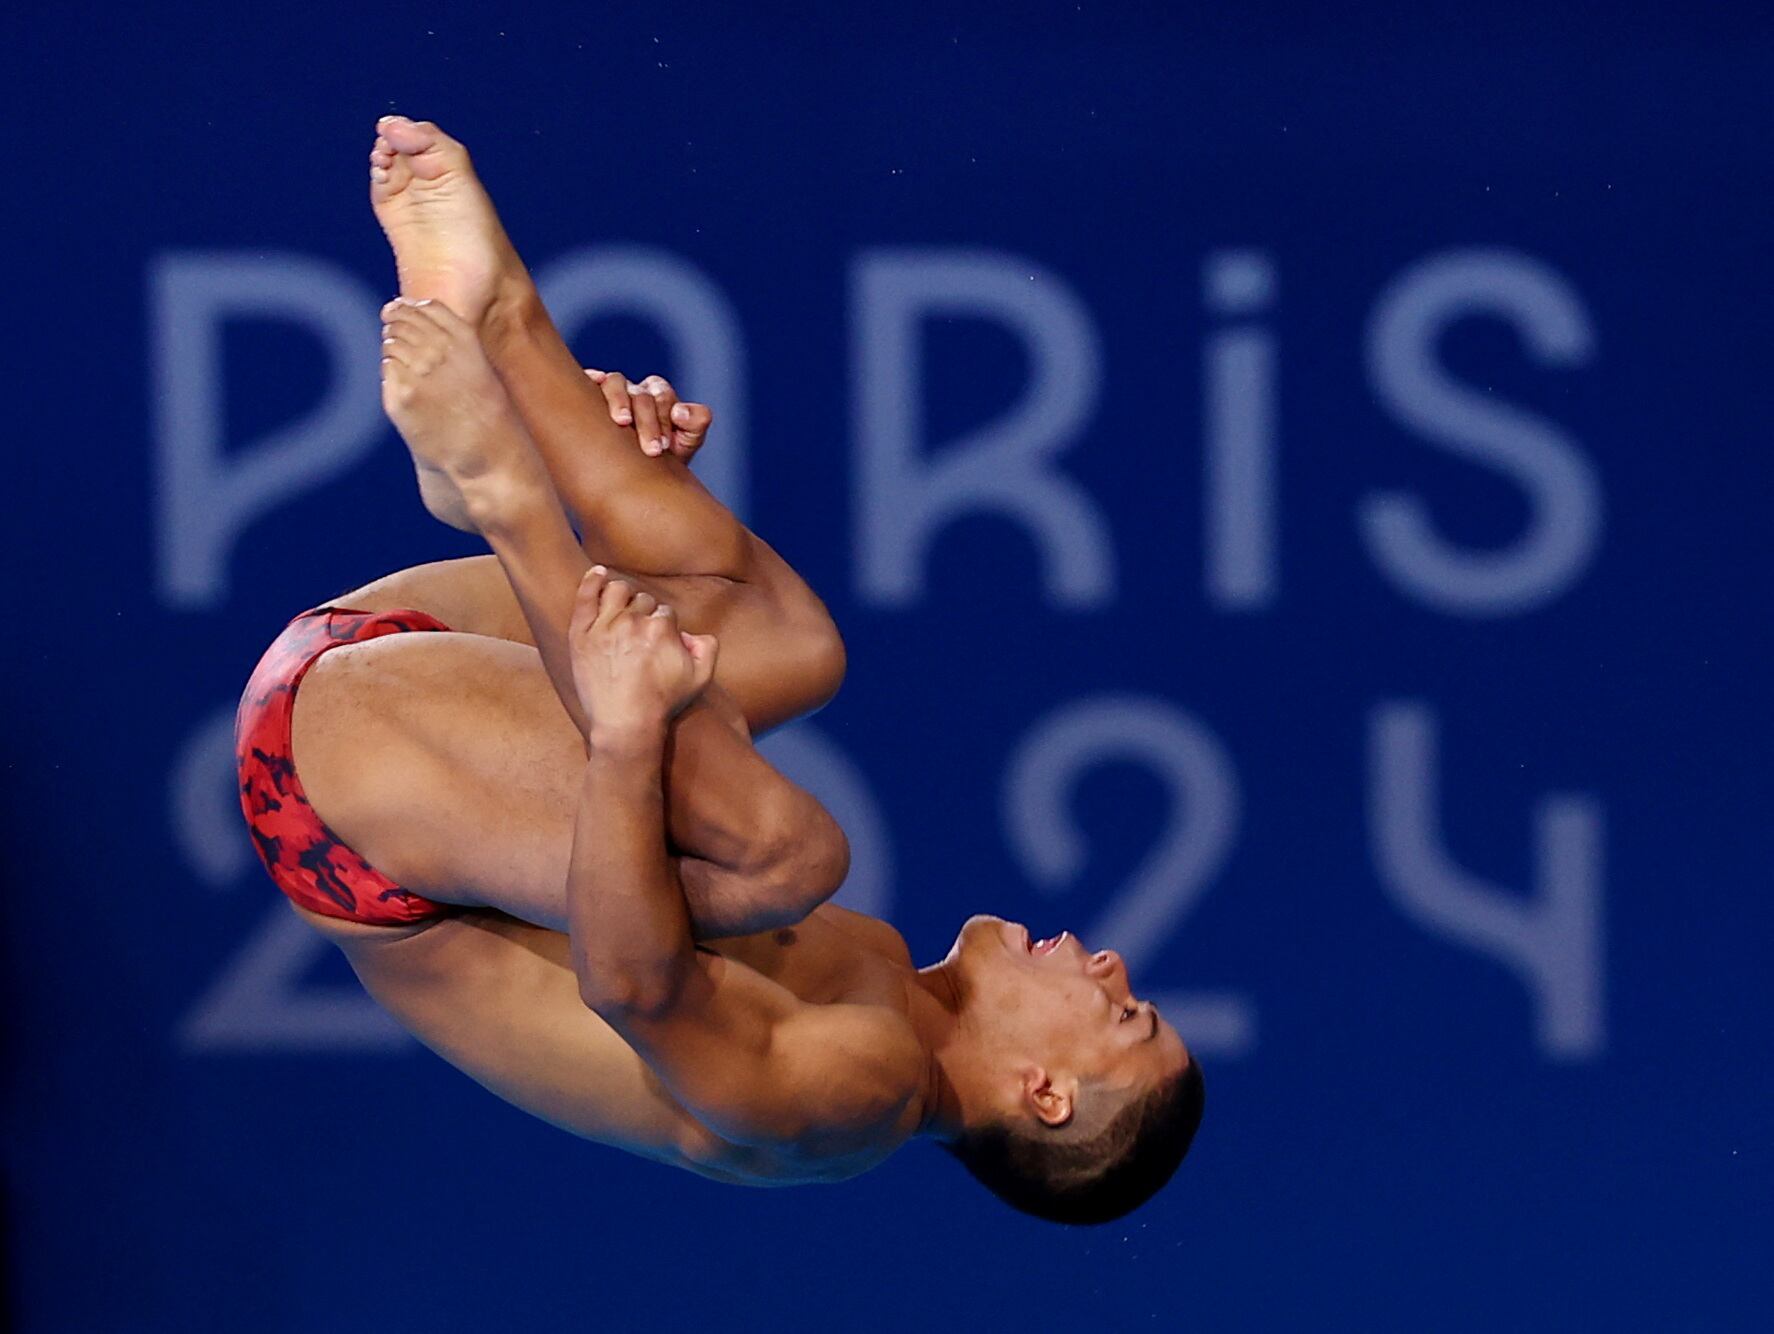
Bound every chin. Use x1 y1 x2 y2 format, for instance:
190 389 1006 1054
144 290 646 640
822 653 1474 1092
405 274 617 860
951 914 1025 961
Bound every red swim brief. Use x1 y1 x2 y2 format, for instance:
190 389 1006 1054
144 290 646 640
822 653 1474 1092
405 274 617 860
237 606 455 926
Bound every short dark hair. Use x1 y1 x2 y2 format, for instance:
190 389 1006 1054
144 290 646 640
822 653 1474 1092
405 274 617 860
944 1057 1205 1226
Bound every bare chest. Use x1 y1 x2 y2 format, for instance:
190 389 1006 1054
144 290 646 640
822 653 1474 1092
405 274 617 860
707 906 914 1012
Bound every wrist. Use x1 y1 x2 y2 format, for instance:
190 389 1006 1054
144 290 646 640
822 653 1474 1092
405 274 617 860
587 718 668 760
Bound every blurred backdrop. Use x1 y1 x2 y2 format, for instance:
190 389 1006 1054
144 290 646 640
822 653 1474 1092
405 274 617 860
4 2 1770 1330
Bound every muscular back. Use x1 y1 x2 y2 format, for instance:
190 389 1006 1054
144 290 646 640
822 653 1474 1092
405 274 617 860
305 901 924 1184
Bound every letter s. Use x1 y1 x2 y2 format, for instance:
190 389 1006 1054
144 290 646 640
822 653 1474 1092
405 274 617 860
1362 249 1601 615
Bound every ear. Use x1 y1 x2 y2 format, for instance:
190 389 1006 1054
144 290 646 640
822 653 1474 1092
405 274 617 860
1021 1067 1075 1129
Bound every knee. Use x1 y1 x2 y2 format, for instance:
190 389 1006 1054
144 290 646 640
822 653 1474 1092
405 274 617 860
792 618 848 717
774 583 847 713
738 611 848 735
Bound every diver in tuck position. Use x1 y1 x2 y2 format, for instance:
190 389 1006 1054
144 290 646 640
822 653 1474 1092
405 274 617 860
237 115 1202 1224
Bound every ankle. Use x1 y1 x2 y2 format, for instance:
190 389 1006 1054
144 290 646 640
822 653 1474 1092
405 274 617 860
480 266 543 349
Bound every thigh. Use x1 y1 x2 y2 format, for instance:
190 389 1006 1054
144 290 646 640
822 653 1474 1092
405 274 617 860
291 627 802 932
294 630 584 929
336 554 824 734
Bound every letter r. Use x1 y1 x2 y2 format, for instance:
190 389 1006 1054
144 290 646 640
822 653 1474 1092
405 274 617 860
851 249 1114 608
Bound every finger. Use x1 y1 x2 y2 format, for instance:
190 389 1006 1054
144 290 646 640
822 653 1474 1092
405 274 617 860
629 388 665 456
598 372 634 427
629 590 658 619
683 632 720 693
670 401 712 458
596 575 636 626
584 369 634 427
571 565 610 637
641 602 680 650
639 375 679 432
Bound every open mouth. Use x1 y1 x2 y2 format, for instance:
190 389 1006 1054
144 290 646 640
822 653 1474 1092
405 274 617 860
1028 932 1068 956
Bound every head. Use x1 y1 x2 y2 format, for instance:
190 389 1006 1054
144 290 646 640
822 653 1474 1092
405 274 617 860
935 915 1204 1225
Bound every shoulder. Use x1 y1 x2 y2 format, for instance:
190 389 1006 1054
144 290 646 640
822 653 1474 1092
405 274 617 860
613 952 923 1154
768 1004 925 1142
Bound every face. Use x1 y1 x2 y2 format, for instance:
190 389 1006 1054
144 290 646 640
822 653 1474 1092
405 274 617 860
943 914 1192 1120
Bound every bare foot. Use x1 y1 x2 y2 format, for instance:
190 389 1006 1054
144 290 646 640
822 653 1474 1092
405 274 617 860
380 298 531 497
369 117 519 328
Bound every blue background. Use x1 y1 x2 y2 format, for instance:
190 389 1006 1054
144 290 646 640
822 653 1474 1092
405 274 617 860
4 3 1771 1330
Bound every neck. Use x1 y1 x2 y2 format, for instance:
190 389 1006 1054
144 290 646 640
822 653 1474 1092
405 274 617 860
904 959 974 1144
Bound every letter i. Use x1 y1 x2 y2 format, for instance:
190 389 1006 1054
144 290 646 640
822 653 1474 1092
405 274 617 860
1202 251 1279 610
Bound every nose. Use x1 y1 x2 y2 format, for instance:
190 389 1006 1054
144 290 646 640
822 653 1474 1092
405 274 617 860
1088 949 1128 986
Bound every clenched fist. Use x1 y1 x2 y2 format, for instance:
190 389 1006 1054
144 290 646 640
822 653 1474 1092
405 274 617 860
569 566 719 739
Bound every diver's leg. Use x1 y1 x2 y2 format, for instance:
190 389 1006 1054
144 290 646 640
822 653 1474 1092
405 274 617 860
294 626 841 938
296 307 847 937
369 115 842 733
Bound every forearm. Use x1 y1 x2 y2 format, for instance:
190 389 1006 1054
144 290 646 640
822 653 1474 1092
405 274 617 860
570 725 696 1015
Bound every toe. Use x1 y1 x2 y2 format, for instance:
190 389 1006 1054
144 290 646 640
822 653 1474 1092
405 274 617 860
411 298 470 335
384 303 430 334
382 311 423 343
378 115 468 178
378 115 437 153
387 302 453 348
369 149 412 201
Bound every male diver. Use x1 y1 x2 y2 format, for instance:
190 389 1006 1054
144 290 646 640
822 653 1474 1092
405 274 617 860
236 116 1201 1223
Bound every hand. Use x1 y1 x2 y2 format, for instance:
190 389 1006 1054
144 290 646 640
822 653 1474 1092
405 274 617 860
584 369 712 461
569 566 719 737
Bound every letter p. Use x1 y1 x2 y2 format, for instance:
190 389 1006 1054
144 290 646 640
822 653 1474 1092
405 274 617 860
152 252 384 608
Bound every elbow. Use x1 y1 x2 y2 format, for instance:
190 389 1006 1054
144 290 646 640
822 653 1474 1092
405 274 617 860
747 795 851 930
576 964 685 1022
800 802 852 906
